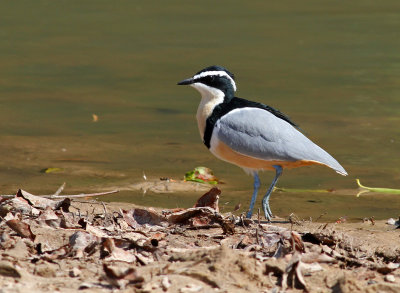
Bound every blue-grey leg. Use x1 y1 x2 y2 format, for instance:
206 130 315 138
262 165 283 221
246 173 261 218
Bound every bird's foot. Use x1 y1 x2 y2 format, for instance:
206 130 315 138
246 210 253 219
263 204 274 222
264 211 273 222
247 203 274 221
267 207 274 219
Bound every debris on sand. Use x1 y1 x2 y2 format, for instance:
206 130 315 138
0 187 399 292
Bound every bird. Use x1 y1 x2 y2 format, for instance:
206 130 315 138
177 65 347 220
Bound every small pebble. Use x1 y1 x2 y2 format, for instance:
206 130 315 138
385 274 395 283
387 218 396 225
387 262 399 270
69 267 82 278
161 276 171 291
179 284 203 292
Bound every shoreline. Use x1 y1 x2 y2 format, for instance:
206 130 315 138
0 189 399 292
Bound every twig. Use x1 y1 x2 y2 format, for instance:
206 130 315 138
291 234 296 253
53 182 66 197
101 202 108 215
240 213 245 227
255 227 260 246
44 190 119 198
71 200 103 205
369 216 375 225
0 189 119 199
315 212 327 222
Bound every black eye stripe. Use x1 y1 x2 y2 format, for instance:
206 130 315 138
204 75 219 82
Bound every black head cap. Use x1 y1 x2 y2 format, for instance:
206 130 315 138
180 65 237 97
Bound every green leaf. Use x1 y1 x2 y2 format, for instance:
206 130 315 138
356 179 400 197
184 166 219 185
40 167 64 174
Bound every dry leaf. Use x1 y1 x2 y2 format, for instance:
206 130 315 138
103 263 143 289
69 231 99 257
37 208 61 228
0 261 22 278
6 218 36 241
193 187 221 212
168 207 234 234
101 238 136 263
291 231 305 253
261 233 281 248
39 244 71 261
16 189 70 211
168 207 216 225
233 203 241 212
123 208 165 227
0 198 40 217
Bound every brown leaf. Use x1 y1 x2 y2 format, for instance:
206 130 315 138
261 233 281 248
55 198 71 212
151 232 166 241
103 264 144 288
168 207 216 225
40 244 71 261
103 264 143 281
236 235 255 249
56 210 80 229
0 261 22 278
377 263 400 275
0 198 40 217
16 189 70 211
150 232 166 247
291 231 305 253
101 238 136 262
78 218 109 237
233 203 241 212
69 231 99 257
111 237 157 253
191 216 212 226
193 187 221 212
37 208 61 228
168 207 235 234
123 208 165 227
122 209 139 229
6 219 36 241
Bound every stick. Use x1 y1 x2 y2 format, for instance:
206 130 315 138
0 189 119 199
46 190 119 198
101 201 108 214
53 182 66 197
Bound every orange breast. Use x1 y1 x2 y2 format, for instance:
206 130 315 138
211 140 325 170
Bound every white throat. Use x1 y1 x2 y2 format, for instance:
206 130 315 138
191 83 225 139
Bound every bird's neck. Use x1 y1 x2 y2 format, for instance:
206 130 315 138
194 86 226 139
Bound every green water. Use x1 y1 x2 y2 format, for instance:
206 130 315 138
1 1 400 221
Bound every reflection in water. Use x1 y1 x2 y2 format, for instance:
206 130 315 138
0 1 399 220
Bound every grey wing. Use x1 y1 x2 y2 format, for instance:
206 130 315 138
214 108 347 175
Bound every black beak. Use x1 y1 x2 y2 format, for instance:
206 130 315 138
177 77 194 85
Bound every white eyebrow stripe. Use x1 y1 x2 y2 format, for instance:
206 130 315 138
193 71 237 92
